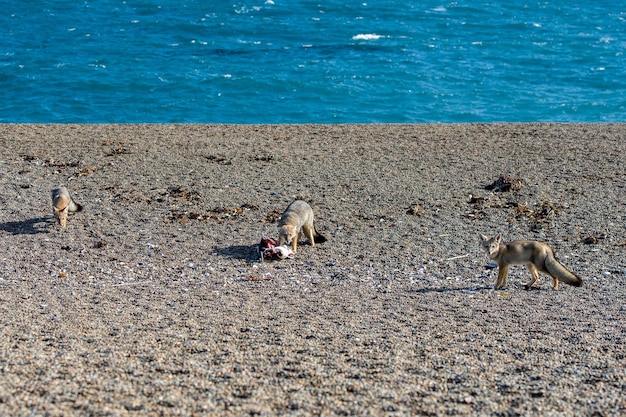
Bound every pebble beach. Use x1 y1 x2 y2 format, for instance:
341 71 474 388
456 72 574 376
0 124 624 416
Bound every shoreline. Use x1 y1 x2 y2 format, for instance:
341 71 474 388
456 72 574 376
1 123 624 415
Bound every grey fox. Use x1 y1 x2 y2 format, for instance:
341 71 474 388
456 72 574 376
51 186 83 228
480 234 582 290
278 200 326 253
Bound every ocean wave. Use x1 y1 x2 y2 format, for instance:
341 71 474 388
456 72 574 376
352 34 383 41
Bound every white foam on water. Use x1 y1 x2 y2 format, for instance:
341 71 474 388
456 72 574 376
352 33 382 41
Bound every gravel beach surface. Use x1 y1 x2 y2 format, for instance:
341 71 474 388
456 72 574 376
0 124 624 416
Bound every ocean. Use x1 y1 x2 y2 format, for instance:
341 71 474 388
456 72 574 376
2 1 625 123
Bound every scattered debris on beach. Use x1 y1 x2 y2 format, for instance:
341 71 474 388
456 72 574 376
406 203 426 216
485 174 525 192
74 166 97 177
264 209 281 223
466 196 490 219
466 193 564 231
245 274 272 281
169 204 257 223
204 154 232 165
20 154 39 162
510 199 564 230
465 195 516 220
168 185 201 201
581 231 607 245
250 154 274 162
105 144 135 156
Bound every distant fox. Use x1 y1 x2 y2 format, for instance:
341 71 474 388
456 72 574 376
278 200 326 253
480 234 582 290
51 186 83 228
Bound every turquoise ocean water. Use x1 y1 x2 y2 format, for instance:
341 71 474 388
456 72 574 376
2 1 625 123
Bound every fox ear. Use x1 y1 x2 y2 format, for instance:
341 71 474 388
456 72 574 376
479 234 489 242
495 234 502 242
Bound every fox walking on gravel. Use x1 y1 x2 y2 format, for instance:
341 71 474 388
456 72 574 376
278 200 326 253
480 234 582 290
51 186 83 228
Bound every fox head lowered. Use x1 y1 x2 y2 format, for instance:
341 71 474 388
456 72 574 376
278 224 297 246
51 186 83 228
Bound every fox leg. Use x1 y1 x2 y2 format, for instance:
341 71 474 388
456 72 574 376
550 274 559 291
495 264 509 289
303 225 316 248
55 207 69 228
524 263 540 289
291 233 299 253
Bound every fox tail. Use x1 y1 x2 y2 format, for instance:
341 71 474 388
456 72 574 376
313 228 327 244
545 254 582 287
68 199 83 213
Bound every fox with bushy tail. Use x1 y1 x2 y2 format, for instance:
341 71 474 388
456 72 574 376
278 200 326 253
51 186 83 228
480 234 582 290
